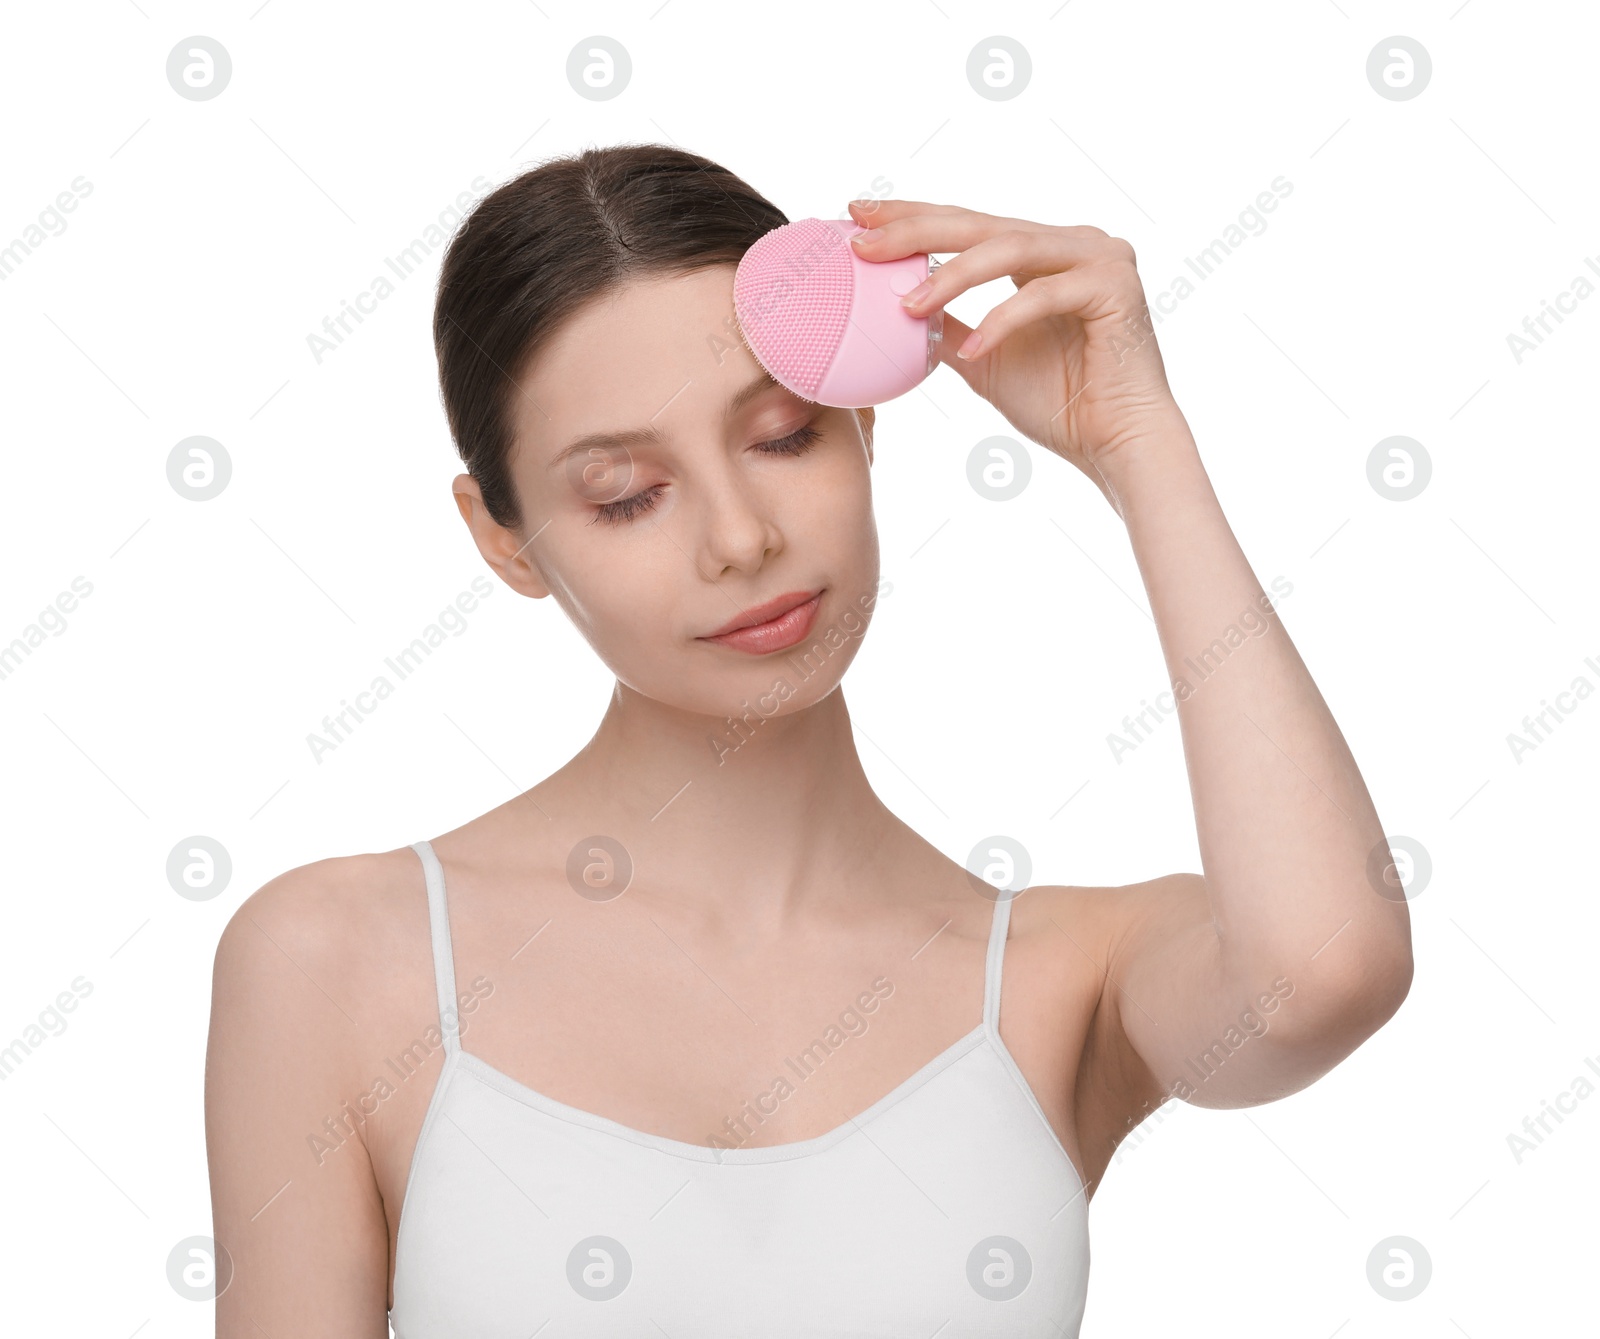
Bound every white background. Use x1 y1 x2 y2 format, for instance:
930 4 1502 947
1 1 1595 1334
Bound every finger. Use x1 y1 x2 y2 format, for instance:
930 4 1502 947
911 305 991 400
896 228 1128 316
846 197 968 225
851 201 1115 262
958 268 1125 358
846 200 1048 259
929 308 983 389
848 197 1065 234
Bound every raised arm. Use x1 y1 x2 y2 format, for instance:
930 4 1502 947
1092 418 1413 1110
206 862 391 1337
848 197 1413 1113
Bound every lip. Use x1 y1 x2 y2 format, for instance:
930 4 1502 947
698 589 824 654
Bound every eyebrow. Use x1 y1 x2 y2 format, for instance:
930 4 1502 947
545 370 788 473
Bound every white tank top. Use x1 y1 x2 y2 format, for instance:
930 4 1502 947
390 839 1090 1337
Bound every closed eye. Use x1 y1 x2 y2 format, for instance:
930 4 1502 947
590 424 824 526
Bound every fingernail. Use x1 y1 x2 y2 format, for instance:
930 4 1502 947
851 228 883 245
956 331 984 359
900 280 933 308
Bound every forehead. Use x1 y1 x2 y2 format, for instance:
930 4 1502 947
513 266 782 455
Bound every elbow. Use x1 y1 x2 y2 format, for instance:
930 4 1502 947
1315 942 1415 1042
1314 891 1417 1033
1376 940 1414 1023
1264 937 1413 1052
1351 907 1415 1027
1362 945 1413 1031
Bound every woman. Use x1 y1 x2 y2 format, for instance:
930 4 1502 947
206 144 1413 1337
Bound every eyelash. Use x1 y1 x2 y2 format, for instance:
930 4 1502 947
590 424 824 526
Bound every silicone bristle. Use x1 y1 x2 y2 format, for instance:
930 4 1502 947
733 220 855 400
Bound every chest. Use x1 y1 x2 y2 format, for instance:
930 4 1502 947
388 1034 1091 1338
367 859 1104 1313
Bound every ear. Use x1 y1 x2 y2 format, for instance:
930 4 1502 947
453 473 550 599
856 406 875 465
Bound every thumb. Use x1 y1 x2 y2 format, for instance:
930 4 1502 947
930 308 985 393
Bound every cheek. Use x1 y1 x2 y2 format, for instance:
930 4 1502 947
803 450 875 547
537 547 617 633
539 545 657 643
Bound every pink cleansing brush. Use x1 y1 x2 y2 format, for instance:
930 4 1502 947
733 217 944 408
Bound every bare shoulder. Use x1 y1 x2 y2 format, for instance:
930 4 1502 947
1006 874 1205 980
213 843 447 1095
1008 880 1134 951
219 843 425 931
208 844 436 1141
212 845 428 1013
1015 872 1213 1021
206 844 430 1335
924 869 1207 990
1028 870 1212 1000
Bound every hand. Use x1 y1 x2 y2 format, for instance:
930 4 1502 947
847 198 1186 485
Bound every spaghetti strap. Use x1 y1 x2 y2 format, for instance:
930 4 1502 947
982 889 1015 1034
410 840 460 1053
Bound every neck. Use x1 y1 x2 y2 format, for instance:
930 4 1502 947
543 678 894 925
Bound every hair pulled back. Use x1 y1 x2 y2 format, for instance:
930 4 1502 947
432 143 787 530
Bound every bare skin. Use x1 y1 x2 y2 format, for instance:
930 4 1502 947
206 200 1414 1336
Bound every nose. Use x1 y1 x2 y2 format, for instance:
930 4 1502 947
693 463 784 578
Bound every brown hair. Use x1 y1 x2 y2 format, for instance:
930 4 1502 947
432 142 787 531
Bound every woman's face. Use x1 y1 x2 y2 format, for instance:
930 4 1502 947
460 265 882 719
